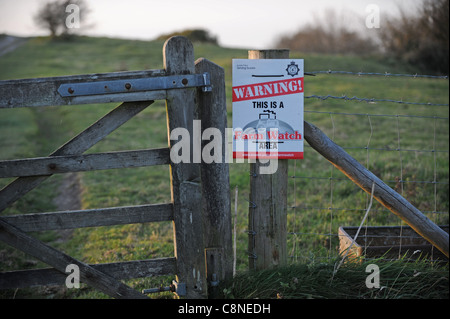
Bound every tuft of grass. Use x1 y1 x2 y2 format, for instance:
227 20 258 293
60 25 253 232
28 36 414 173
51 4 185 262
221 258 449 299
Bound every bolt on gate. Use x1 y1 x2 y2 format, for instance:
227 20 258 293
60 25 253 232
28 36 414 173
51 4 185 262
0 36 232 299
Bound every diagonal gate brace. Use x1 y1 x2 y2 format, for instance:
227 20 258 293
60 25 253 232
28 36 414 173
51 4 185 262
0 217 148 299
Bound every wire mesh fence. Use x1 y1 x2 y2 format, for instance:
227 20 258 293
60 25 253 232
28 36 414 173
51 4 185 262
233 71 449 270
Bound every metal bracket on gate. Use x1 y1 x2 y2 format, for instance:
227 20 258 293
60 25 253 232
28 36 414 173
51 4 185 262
58 72 211 97
142 280 186 297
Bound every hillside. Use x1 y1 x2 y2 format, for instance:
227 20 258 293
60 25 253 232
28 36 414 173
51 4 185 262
0 35 448 298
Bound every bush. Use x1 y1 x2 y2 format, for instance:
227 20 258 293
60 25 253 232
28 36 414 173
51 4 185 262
156 29 218 45
276 9 378 55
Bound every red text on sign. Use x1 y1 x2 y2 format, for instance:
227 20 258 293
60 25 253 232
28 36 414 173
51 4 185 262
232 78 304 102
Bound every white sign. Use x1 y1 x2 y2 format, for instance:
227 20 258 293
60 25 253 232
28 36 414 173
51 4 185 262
232 59 304 159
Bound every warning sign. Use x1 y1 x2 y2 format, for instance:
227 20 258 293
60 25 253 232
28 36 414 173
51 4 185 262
232 59 304 159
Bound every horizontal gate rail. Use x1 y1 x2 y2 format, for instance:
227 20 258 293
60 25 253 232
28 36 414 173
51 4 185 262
2 203 173 232
0 257 176 289
0 147 170 178
0 69 210 108
0 69 164 108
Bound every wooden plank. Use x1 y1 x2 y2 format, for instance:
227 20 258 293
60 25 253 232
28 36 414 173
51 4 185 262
2 203 173 232
164 36 206 299
247 50 289 271
0 217 148 298
0 148 170 178
0 101 152 213
0 257 176 289
0 69 166 108
195 58 233 290
304 120 449 258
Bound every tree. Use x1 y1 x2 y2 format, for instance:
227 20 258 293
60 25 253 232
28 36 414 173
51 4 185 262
34 0 90 38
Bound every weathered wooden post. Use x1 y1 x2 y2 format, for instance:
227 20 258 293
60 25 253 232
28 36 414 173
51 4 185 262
164 36 207 298
195 57 233 298
248 49 289 271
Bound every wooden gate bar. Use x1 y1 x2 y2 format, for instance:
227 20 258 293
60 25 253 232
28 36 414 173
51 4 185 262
0 147 170 178
195 58 233 295
164 36 207 298
0 100 152 213
0 217 148 298
304 120 449 258
0 257 176 289
0 69 166 108
2 203 173 232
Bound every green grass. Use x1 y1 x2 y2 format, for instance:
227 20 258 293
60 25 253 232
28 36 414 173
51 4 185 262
220 257 449 299
0 35 448 299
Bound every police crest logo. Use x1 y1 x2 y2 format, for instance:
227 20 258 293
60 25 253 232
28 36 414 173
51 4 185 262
286 61 300 77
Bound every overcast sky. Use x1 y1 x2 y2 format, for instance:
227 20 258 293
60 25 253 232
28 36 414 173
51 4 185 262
0 0 423 49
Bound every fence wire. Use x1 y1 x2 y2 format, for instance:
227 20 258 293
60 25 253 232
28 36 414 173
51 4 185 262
305 94 449 107
308 70 449 79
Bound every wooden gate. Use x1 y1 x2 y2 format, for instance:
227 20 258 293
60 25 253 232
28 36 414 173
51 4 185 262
0 36 232 299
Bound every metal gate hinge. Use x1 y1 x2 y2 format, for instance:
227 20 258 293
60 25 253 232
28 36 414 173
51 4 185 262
58 72 211 97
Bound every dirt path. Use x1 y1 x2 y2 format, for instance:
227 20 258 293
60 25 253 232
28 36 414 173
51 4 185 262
53 173 82 212
0 35 28 57
52 172 83 245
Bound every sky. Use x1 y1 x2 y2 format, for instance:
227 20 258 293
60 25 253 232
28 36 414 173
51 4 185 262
0 0 424 49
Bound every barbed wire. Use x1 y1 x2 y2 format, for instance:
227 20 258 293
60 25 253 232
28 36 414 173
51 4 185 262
308 70 449 79
288 231 448 238
305 94 449 106
304 144 449 153
287 205 448 215
305 110 449 120
290 175 449 185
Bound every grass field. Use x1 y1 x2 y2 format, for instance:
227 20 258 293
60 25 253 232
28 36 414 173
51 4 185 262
0 36 448 298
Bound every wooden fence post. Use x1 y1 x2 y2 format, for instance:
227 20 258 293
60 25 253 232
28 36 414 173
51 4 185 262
195 58 233 298
248 49 289 271
164 36 206 298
